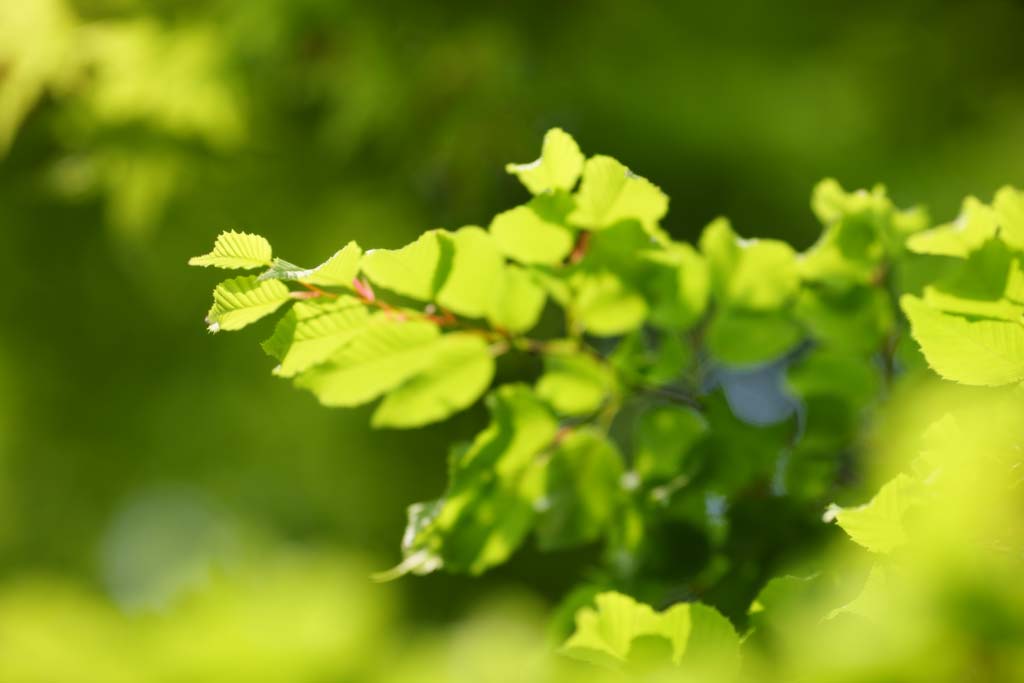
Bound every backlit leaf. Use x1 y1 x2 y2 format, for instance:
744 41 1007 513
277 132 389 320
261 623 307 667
190 231 273 270
294 318 440 406
371 333 495 428
902 295 1024 386
568 155 668 233
205 276 290 332
361 231 452 301
505 127 584 195
261 296 370 377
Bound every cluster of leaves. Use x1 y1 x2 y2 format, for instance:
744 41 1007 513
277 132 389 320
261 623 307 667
193 129 1024 676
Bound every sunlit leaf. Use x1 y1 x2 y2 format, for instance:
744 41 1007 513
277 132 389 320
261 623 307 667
261 296 370 377
294 318 440 406
436 227 504 318
505 127 584 195
902 295 1024 386
372 333 495 428
535 346 617 416
568 155 668 233
190 231 273 270
361 231 452 301
489 195 576 265
205 276 290 332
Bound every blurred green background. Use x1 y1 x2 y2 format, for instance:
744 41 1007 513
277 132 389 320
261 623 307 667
1 0 1024 678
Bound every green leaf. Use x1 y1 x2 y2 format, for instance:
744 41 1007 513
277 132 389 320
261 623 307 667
261 296 370 377
395 385 558 575
562 592 739 673
826 474 918 553
920 238 1024 322
489 195 575 265
537 429 624 550
906 196 998 257
568 155 668 232
611 330 693 386
304 241 363 287
706 309 803 366
573 271 648 337
436 227 504 318
205 276 290 332
487 264 547 334
294 318 440 406
561 592 670 667
786 349 881 408
994 185 1024 250
902 295 1024 386
699 217 741 297
360 231 453 301
634 406 707 482
535 346 617 416
700 219 798 311
189 231 273 270
643 243 710 330
505 127 584 195
371 333 495 428
794 285 893 354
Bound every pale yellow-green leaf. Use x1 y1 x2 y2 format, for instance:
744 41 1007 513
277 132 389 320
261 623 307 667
205 276 290 332
568 155 668 232
371 333 495 428
190 231 273 270
436 227 504 318
573 271 648 337
304 242 363 287
906 196 998 257
360 231 450 301
827 474 918 554
902 295 1024 386
505 127 584 195
487 265 547 334
262 297 370 377
994 185 1024 250
535 347 616 416
294 318 440 407
489 204 574 265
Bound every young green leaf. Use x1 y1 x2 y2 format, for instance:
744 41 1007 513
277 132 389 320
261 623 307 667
261 296 370 377
304 241 363 287
826 474 918 553
902 295 1024 386
189 231 273 270
294 317 440 406
562 592 739 674
505 127 584 195
436 227 504 318
536 345 617 416
487 264 547 333
371 332 495 428
536 429 624 550
205 276 290 332
361 231 452 301
906 196 998 257
706 309 803 366
643 243 710 330
489 196 575 265
994 185 1024 250
392 385 557 575
568 155 668 233
573 270 648 337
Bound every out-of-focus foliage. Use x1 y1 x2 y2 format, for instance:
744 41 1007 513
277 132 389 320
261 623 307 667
3 0 1024 680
